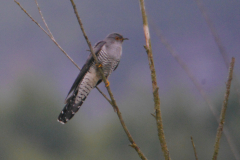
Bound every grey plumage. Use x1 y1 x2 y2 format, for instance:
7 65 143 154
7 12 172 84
58 33 128 124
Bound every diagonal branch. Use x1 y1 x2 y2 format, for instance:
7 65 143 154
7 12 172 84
69 0 147 159
150 18 240 160
212 57 235 160
138 0 170 159
195 0 229 67
35 0 53 37
191 1 240 158
14 0 147 160
95 87 112 105
14 0 110 103
14 0 80 71
195 0 240 126
191 136 199 160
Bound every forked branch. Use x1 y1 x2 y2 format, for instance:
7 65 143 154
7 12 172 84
14 0 111 104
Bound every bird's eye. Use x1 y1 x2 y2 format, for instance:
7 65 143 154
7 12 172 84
115 37 120 40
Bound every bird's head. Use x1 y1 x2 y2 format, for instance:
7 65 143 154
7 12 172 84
106 33 128 43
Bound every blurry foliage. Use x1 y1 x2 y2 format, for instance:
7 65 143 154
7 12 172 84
2 75 85 160
1 74 239 160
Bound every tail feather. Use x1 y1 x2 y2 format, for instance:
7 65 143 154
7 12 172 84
58 67 100 124
57 88 88 124
57 101 83 124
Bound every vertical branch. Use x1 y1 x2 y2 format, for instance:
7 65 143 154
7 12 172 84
69 0 147 159
191 136 199 160
138 0 170 159
212 57 235 160
150 18 240 160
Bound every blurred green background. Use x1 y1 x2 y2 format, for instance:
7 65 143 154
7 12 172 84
1 0 240 159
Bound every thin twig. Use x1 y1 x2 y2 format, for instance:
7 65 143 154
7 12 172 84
150 19 217 117
69 0 147 159
95 87 112 105
195 0 229 67
191 136 199 160
15 1 144 157
35 0 53 37
14 0 109 102
212 57 235 160
151 113 156 118
196 0 240 110
14 0 50 39
197 0 240 107
14 0 81 71
195 0 240 104
150 19 239 160
138 0 170 160
193 1 240 158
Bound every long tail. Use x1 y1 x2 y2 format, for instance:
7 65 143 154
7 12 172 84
57 96 84 124
58 74 99 124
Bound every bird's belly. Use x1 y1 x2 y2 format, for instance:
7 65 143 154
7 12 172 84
74 66 100 103
86 66 102 83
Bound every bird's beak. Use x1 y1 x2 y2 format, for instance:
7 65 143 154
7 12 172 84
122 38 128 42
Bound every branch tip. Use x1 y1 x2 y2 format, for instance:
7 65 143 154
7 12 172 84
212 57 235 160
190 136 198 160
151 113 156 118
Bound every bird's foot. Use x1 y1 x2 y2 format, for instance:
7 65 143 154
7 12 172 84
105 80 110 87
96 63 102 68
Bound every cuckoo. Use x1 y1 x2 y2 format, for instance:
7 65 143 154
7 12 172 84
58 33 128 124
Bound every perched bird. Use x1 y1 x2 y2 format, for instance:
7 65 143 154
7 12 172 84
58 33 128 124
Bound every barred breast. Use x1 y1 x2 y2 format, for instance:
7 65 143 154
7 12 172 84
97 45 122 78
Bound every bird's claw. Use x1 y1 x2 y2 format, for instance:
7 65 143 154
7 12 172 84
105 80 110 87
96 63 102 68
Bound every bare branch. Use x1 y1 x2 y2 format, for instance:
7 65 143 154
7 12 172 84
195 0 240 125
69 0 147 159
194 1 240 157
150 19 240 160
195 0 229 67
14 0 110 102
212 57 235 160
95 87 112 105
138 0 170 159
14 0 81 71
151 113 156 118
191 136 199 160
14 0 50 38
35 0 53 37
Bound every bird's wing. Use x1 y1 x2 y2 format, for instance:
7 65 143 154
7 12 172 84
113 60 120 71
65 41 106 101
